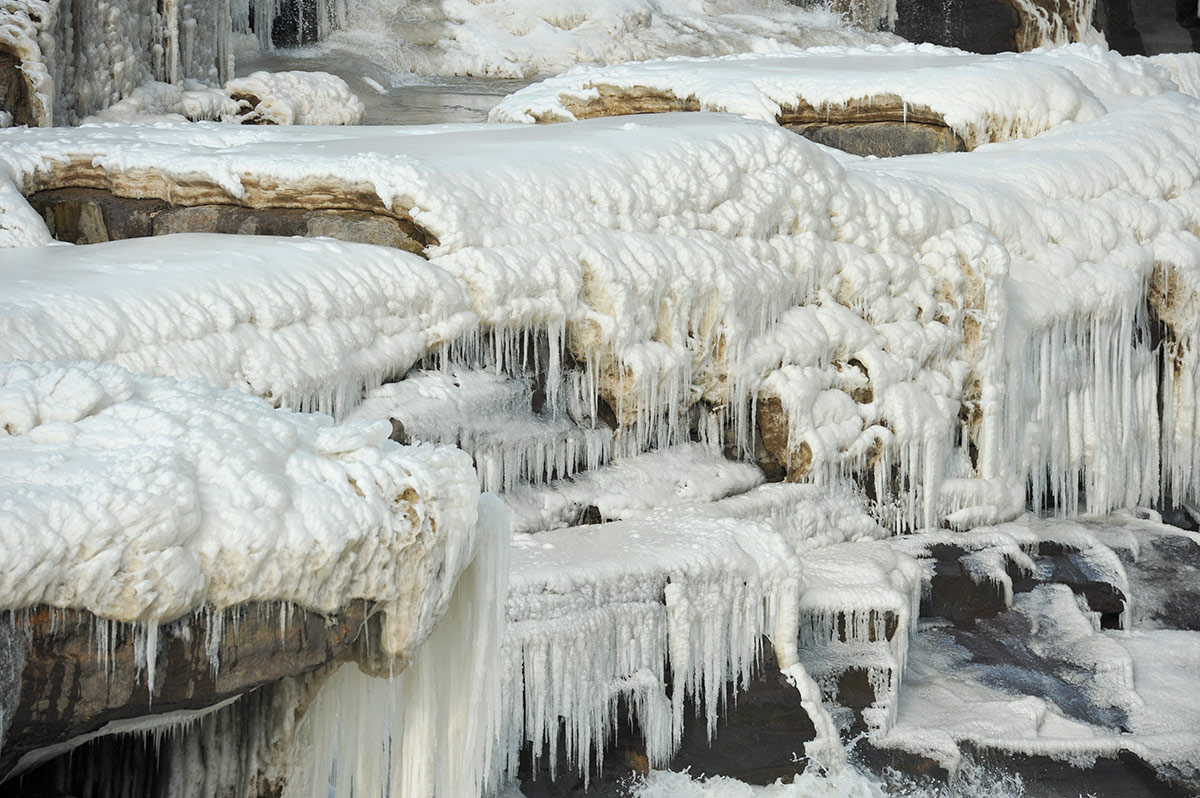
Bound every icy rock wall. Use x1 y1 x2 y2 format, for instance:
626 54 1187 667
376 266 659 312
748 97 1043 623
0 0 54 125
501 486 921 781
1011 0 1103 50
865 93 1200 517
2 94 1200 527
0 0 233 125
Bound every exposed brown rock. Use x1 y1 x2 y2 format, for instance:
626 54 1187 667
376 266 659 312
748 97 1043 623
0 602 370 776
20 159 435 248
551 84 701 123
546 84 967 155
26 188 429 254
0 50 36 127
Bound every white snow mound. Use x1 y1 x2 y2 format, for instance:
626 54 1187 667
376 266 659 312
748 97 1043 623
0 359 483 657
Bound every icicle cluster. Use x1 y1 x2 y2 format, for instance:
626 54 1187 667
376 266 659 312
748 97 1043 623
1 0 233 125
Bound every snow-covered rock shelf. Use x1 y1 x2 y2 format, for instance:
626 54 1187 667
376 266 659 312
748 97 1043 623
3 88 1200 522
491 44 1200 150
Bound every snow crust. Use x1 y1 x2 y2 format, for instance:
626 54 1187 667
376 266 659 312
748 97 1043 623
223 70 366 125
502 484 919 781
491 44 1187 149
0 234 474 414
307 0 895 80
3 91 1199 523
0 360 483 660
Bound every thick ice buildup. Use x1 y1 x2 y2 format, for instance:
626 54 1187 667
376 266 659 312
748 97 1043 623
502 486 922 782
0 0 53 125
0 234 476 414
0 359 484 658
284 494 511 798
491 44 1185 149
304 0 895 80
1 0 233 124
3 89 1198 525
863 93 1200 513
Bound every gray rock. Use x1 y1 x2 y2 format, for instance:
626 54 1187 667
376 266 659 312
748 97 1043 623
791 121 965 157
0 50 35 127
0 602 369 777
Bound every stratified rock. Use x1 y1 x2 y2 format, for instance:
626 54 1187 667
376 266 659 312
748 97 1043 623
791 121 965 157
25 188 428 254
0 602 369 776
28 187 168 243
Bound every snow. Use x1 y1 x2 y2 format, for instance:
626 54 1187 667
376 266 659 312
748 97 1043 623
81 72 364 125
0 235 475 414
0 172 54 248
82 81 240 125
224 71 366 125
2 90 1198 524
285 494 510 798
347 368 615 494
302 0 896 81
0 360 484 662
1 0 234 125
501 443 762 533
491 44 1187 149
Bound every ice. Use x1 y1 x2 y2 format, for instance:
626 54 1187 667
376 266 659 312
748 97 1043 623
0 0 54 125
503 511 803 780
347 368 614 494
302 0 895 81
0 360 484 661
0 235 475 414
82 72 365 125
501 484 923 782
2 0 234 124
1009 0 1104 50
2 41 1200 795
492 44 1185 149
284 494 510 798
